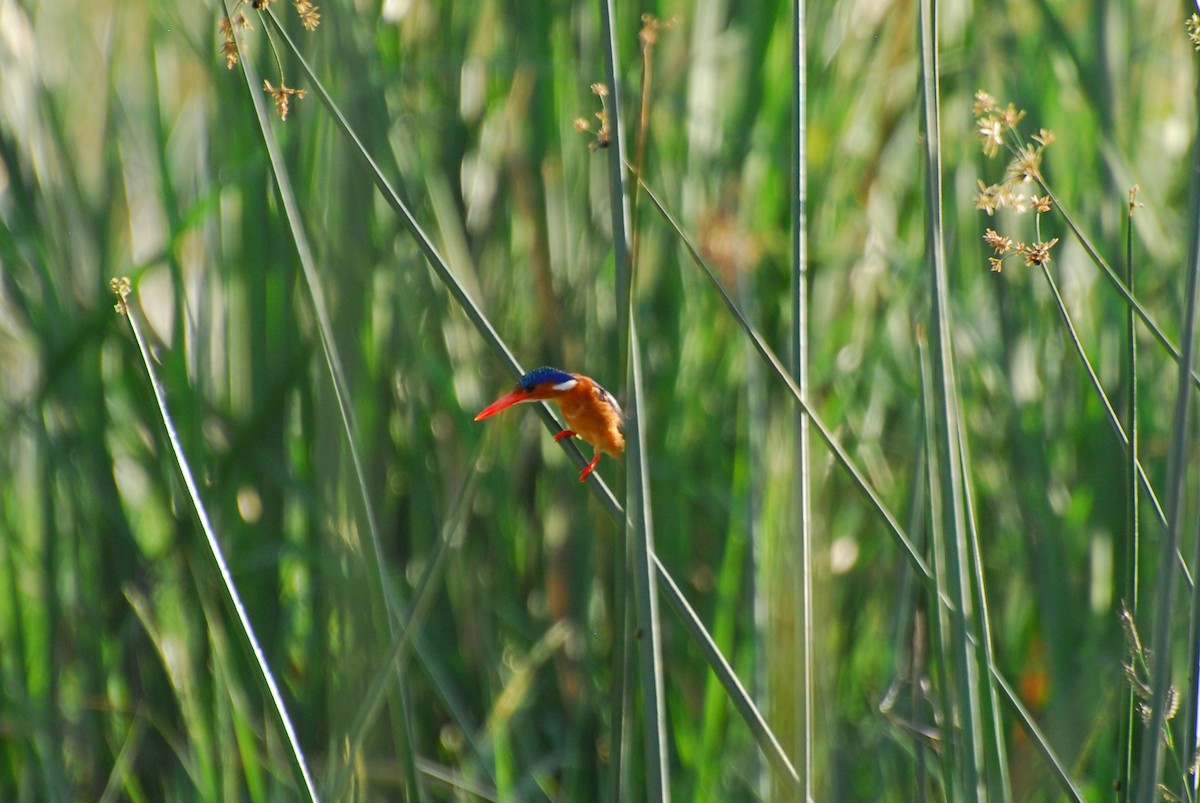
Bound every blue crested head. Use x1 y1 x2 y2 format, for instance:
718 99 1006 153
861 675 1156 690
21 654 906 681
518 366 576 389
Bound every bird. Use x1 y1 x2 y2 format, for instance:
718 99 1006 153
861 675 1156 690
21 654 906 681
475 366 625 482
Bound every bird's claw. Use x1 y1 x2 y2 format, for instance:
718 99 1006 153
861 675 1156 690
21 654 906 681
578 454 602 483
554 429 576 443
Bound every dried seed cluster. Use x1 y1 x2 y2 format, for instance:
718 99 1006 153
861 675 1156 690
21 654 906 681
973 91 1060 273
219 1 321 120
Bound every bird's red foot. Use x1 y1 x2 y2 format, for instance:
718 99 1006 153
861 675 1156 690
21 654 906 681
579 453 602 482
554 429 577 443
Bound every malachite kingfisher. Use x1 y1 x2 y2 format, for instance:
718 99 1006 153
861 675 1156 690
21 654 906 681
475 367 625 482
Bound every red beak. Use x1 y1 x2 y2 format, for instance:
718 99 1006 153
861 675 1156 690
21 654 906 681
474 390 529 421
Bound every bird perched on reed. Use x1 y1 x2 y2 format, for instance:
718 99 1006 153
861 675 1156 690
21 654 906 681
475 367 624 482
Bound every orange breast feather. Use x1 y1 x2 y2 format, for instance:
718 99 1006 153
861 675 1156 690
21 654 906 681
557 376 625 458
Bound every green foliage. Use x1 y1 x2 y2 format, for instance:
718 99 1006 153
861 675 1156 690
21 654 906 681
2 0 1199 800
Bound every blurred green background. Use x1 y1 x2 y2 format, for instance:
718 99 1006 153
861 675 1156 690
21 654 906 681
1 0 1197 799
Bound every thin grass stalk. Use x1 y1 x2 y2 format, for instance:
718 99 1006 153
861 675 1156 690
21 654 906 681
956 420 1011 799
917 0 985 795
608 552 634 803
113 287 319 802
1133 81 1200 803
601 0 634 350
259 9 798 783
623 327 670 801
598 15 632 801
596 1 670 796
1037 260 1159 513
651 555 799 785
1042 183 1200 393
1119 188 1141 795
907 331 936 796
790 0 815 797
1179 82 1200 802
641 180 931 582
990 668 1086 802
596 2 635 797
1037 263 1192 585
918 324 959 797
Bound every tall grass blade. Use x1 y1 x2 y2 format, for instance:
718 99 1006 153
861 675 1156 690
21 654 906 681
1134 79 1200 803
790 0 815 797
917 0 984 796
623 327 670 801
1179 82 1200 802
113 288 319 802
597 0 670 796
1120 187 1142 803
917 324 959 794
